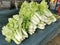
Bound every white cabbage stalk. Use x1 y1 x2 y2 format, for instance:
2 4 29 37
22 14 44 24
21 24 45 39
5 37 11 42
51 16 57 22
28 23 37 35
14 32 22 42
44 10 52 16
13 15 19 21
22 29 28 38
2 26 12 39
37 21 46 29
43 10 57 22
29 14 40 35
31 14 40 25
12 38 20 44
35 13 52 25
38 24 45 29
2 26 7 36
8 18 12 22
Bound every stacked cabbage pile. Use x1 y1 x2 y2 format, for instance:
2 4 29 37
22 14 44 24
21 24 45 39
2 0 57 44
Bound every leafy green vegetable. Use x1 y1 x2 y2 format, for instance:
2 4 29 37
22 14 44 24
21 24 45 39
2 0 57 44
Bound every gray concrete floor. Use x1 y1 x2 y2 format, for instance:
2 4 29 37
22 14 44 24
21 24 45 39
46 34 60 45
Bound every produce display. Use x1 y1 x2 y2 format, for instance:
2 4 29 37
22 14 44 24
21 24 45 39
2 0 57 44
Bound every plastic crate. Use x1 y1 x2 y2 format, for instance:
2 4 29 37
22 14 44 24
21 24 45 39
0 9 60 45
